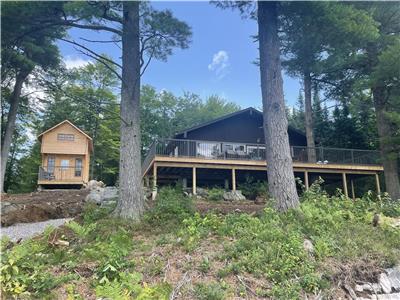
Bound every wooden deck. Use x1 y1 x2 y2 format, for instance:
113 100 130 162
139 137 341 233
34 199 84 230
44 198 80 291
142 139 383 198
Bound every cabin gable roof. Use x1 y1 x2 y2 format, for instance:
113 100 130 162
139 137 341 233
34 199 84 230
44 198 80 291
174 107 306 139
38 120 93 152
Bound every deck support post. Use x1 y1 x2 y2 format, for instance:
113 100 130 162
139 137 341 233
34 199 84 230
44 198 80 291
182 178 187 189
351 178 355 200
152 163 157 200
224 179 229 190
304 171 309 190
375 173 381 195
232 168 236 191
192 167 197 195
342 172 348 198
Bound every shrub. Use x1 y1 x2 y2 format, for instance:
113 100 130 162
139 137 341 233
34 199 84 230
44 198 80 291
238 175 268 200
194 282 226 300
208 187 225 201
144 186 193 226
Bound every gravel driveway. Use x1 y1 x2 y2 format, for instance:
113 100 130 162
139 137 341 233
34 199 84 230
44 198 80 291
1 218 73 242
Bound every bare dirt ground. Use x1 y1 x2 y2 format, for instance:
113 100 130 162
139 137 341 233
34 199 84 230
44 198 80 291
195 200 265 215
1 190 265 227
1 190 89 227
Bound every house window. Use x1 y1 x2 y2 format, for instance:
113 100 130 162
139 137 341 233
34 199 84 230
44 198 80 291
60 159 69 170
75 158 82 177
47 156 55 174
57 133 74 141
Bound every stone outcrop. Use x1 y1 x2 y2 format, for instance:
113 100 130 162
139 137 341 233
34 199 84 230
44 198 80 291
85 180 118 206
351 265 400 300
222 190 246 201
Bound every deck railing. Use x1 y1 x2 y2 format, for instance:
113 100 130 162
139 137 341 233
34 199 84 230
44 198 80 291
38 166 84 182
142 138 381 174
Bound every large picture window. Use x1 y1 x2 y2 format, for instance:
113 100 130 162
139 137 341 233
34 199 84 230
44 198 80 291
57 133 74 141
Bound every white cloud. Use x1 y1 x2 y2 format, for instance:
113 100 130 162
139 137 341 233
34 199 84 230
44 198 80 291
208 50 230 79
63 56 92 69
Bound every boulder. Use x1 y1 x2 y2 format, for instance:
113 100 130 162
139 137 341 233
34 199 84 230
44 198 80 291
386 266 400 292
223 190 246 201
303 239 314 255
103 186 118 200
86 180 105 191
379 273 392 294
85 186 118 206
85 188 104 205
1 201 19 214
196 187 209 197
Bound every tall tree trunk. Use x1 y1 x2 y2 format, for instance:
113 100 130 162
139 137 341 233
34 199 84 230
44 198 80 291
372 86 400 200
113 1 144 218
1 70 29 193
257 1 300 211
303 71 316 162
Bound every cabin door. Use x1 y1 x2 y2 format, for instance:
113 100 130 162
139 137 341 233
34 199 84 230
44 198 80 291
60 159 70 180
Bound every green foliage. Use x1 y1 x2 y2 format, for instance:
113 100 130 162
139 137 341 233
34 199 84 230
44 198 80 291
207 187 225 201
178 186 399 298
194 282 226 300
144 187 194 227
179 213 222 251
0 238 77 298
237 175 268 200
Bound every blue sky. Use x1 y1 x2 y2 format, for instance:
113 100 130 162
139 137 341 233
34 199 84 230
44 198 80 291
59 1 301 108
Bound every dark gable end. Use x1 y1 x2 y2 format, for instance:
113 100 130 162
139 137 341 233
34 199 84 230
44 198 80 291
174 107 307 146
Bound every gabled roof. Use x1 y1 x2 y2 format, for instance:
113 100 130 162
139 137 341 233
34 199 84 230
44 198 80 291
174 107 306 137
38 120 93 152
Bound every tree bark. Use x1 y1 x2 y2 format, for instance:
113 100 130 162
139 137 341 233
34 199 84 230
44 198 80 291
1 70 29 193
113 1 144 218
303 71 317 162
257 1 300 211
372 86 400 200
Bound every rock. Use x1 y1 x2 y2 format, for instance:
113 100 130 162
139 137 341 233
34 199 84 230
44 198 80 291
196 187 209 197
386 266 400 292
359 283 382 294
85 186 118 206
223 190 246 201
344 283 357 300
86 180 105 190
1 202 19 214
255 196 266 204
355 284 364 292
85 188 104 205
376 294 400 300
102 186 118 200
379 273 392 294
303 239 314 255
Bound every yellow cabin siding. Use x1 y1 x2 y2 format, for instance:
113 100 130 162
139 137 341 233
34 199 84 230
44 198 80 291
39 122 92 185
41 123 88 155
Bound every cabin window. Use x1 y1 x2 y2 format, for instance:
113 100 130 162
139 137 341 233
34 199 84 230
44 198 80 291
47 156 55 174
57 133 74 141
75 158 82 177
61 159 69 170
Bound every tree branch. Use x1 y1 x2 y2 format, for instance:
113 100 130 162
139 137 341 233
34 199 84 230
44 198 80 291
60 38 122 69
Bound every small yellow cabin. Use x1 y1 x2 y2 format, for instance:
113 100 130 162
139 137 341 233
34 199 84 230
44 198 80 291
37 120 93 187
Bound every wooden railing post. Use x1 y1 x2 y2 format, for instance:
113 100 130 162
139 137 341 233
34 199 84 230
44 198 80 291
351 149 354 164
